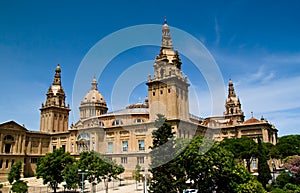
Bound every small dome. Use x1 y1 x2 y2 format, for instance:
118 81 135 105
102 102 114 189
82 89 106 104
81 78 106 105
244 117 260 124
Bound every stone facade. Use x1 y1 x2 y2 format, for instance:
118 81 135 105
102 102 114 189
0 20 278 182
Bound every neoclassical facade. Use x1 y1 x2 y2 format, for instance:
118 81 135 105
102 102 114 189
0 20 278 181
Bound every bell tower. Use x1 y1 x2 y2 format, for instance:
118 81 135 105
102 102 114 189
40 65 70 133
147 19 190 121
224 80 244 124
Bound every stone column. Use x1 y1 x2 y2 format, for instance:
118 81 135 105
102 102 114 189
22 135 25 154
13 135 18 153
27 137 32 153
50 114 54 132
38 138 42 154
18 134 22 154
0 133 3 153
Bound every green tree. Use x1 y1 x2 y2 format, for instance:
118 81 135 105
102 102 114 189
276 135 300 158
78 151 124 193
63 162 80 191
263 142 280 159
8 161 22 184
181 136 267 193
273 172 293 189
100 157 124 193
257 137 272 189
182 136 237 193
36 148 74 193
11 180 28 193
149 114 187 193
230 164 266 193
234 179 267 193
221 137 258 172
132 165 142 190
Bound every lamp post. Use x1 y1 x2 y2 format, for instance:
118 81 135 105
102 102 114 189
78 169 88 193
143 168 148 193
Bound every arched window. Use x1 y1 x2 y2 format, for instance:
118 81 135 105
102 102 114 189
4 135 14 141
99 121 105 127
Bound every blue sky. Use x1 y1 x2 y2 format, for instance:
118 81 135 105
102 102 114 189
0 0 299 136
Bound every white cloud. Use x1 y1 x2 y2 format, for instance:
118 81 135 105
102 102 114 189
189 49 300 136
214 17 220 46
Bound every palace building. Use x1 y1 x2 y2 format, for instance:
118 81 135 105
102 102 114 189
0 20 278 181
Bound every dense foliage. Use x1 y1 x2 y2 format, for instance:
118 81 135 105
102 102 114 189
77 151 124 193
8 161 22 184
257 138 272 188
63 163 80 191
149 114 186 193
221 137 258 172
36 148 74 193
276 135 300 158
11 180 28 193
8 161 28 193
149 115 267 193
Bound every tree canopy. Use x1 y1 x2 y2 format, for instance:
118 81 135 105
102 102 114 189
8 161 22 184
36 148 74 193
277 135 300 158
77 151 124 193
149 115 267 193
149 114 187 193
221 137 258 171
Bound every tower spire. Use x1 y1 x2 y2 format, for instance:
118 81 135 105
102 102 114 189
228 79 236 98
53 64 61 85
161 17 173 50
224 79 244 124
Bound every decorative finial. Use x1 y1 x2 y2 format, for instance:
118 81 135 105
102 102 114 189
164 16 167 24
91 76 98 90
251 111 253 118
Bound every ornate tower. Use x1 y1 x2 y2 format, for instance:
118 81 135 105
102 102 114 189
40 65 70 133
224 80 244 124
147 19 190 121
79 77 108 120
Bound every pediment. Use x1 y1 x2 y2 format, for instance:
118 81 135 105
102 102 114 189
0 120 28 132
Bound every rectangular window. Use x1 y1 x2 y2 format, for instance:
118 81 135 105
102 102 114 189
121 157 127 164
31 158 38 163
138 140 145 151
11 159 14 167
108 142 113 153
122 141 128 152
0 159 3 168
153 92 155 96
5 144 11 153
5 160 9 168
252 158 257 169
62 145 66 152
53 146 56 151
137 156 144 164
